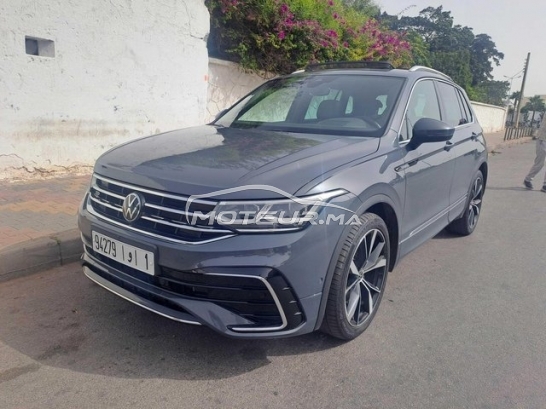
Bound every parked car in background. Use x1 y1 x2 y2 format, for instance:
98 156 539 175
78 61 487 340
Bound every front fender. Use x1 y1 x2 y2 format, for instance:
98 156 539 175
313 190 403 331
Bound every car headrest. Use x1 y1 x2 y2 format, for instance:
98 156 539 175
317 100 342 120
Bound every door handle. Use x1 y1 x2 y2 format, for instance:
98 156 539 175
395 159 418 172
471 132 479 141
444 141 454 151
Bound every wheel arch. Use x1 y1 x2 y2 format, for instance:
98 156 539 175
366 202 399 273
479 161 488 188
314 193 402 331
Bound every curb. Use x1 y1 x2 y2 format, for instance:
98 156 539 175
0 229 82 282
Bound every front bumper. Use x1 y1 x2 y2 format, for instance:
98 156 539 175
78 194 352 338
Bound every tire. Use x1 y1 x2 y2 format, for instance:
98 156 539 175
322 213 390 340
447 170 484 236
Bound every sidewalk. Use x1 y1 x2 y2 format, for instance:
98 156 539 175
0 175 90 280
0 132 531 280
484 129 529 153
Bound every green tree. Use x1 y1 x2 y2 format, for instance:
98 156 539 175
522 95 546 124
510 91 521 105
469 34 504 86
206 0 412 74
405 31 430 67
378 6 505 104
342 0 379 15
471 80 510 106
429 50 473 89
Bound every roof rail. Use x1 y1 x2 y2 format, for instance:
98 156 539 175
409 65 452 81
304 61 395 72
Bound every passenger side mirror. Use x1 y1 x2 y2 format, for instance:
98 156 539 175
408 118 454 149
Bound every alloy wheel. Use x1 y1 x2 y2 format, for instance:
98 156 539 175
468 176 483 230
345 229 388 326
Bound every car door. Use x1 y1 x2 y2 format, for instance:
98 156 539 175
435 81 483 221
397 79 456 256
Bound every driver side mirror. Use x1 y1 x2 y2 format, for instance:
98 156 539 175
408 118 454 150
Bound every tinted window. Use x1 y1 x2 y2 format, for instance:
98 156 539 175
400 80 441 141
437 82 464 127
456 89 473 123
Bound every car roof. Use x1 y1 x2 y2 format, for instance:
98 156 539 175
289 63 454 84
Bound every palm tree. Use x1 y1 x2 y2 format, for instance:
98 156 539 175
522 95 546 126
509 91 520 108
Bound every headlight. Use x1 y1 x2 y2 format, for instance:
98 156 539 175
210 189 348 232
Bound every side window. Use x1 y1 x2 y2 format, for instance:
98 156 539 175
400 80 441 141
456 89 473 123
437 82 464 127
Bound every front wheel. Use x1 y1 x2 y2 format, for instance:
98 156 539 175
322 213 390 340
447 170 484 236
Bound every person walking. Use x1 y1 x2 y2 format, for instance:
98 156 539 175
524 114 546 192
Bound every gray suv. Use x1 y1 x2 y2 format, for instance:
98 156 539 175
78 62 487 340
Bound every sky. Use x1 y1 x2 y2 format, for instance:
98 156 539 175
377 0 546 97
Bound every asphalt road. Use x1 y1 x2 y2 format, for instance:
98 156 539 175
1 141 545 409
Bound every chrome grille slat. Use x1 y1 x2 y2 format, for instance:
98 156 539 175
92 184 125 200
87 174 233 244
141 216 232 233
89 195 122 212
144 202 210 219
93 174 217 205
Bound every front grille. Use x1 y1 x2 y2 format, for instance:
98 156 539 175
87 174 234 244
86 246 304 331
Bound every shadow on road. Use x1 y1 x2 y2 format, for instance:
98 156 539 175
0 266 345 381
486 186 544 193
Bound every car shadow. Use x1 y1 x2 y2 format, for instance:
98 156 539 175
0 266 346 381
432 229 459 240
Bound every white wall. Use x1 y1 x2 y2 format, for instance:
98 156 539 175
206 58 270 122
471 102 507 133
0 0 210 179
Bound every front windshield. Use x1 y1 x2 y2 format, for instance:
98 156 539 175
214 74 406 137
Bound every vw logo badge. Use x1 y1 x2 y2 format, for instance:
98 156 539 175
122 193 144 222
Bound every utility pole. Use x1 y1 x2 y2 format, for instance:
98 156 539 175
514 52 531 127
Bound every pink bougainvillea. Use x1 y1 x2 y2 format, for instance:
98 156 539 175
207 0 413 74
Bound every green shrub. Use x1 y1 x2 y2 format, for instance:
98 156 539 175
207 0 412 74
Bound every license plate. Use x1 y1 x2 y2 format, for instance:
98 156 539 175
91 231 155 275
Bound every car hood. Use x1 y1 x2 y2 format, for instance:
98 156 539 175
94 125 379 199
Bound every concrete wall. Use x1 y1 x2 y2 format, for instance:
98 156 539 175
0 0 210 180
206 58 270 122
471 102 507 133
